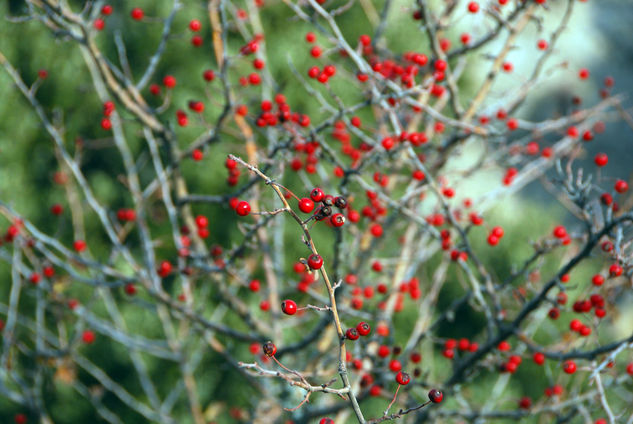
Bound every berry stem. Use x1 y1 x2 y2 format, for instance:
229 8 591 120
230 154 365 422
384 385 401 416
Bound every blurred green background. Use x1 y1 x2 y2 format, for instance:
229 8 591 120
1 0 632 423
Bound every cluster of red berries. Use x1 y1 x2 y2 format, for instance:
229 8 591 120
307 63 336 84
345 321 371 340
239 34 263 56
176 109 188 127
93 4 112 30
307 188 348 227
100 100 115 131
188 19 203 47
116 208 136 222
157 260 172 278
194 214 209 239
487 226 505 246
552 225 571 245
254 96 310 128
568 318 593 336
501 354 523 374
224 157 240 186
290 261 318 292
570 292 606 319
231 199 251 216
502 167 518 185
329 121 373 169
289 139 320 173
544 384 564 398
442 338 479 360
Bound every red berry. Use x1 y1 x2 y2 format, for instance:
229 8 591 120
370 223 383 237
248 279 260 292
552 225 567 238
281 299 297 315
307 253 323 270
73 240 87 252
497 340 510 351
467 1 479 13
518 396 532 409
195 215 208 228
389 359 402 372
192 149 203 161
158 260 172 277
428 389 443 403
594 153 608 167
563 360 577 374
298 198 314 213
101 118 112 130
130 7 144 20
94 18 105 30
395 371 410 385
319 419 334 424
163 75 176 88
189 19 201 31
50 204 63 215
235 201 251 216
533 352 545 365
569 319 582 332
101 5 113 15
330 213 345 227
578 68 590 79
310 187 325 202
346 328 359 340
356 322 371 336
323 64 336 77
82 330 96 344
124 283 137 296
614 179 628 193
609 263 623 277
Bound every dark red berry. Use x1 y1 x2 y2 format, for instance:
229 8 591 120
334 196 348 209
346 328 359 340
262 341 277 356
428 389 443 403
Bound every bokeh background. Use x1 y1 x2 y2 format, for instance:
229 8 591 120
1 0 632 422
